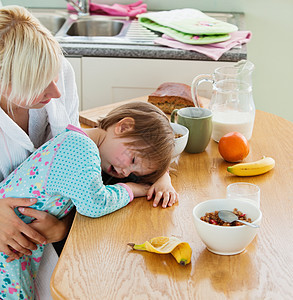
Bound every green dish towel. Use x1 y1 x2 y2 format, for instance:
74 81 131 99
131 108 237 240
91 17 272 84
138 8 238 45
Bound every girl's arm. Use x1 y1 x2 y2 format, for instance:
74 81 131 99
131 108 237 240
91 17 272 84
123 182 150 198
146 171 179 208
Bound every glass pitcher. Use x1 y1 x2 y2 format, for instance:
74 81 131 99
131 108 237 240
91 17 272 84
191 60 255 142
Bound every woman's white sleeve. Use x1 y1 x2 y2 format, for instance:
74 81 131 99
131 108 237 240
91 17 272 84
61 57 80 127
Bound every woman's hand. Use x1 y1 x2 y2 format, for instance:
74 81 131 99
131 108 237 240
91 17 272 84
0 198 47 261
5 207 75 263
146 172 179 208
20 207 76 245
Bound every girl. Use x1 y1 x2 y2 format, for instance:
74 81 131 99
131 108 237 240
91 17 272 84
0 101 176 299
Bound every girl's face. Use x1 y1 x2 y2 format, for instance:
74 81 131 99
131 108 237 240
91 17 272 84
8 77 61 109
99 137 156 179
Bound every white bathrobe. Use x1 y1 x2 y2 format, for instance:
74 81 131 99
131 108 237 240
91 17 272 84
0 56 80 181
0 56 80 299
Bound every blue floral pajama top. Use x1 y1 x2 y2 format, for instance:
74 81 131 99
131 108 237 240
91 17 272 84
0 125 133 300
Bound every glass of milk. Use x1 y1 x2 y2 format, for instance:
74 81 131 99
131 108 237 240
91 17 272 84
191 60 255 142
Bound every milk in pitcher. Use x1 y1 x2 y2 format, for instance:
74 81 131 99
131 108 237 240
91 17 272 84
191 60 256 143
212 110 255 142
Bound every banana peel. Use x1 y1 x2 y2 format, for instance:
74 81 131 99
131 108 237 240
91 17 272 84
128 236 192 266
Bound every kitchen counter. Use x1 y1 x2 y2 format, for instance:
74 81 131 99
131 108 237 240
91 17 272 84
32 9 247 109
56 11 246 62
62 40 246 62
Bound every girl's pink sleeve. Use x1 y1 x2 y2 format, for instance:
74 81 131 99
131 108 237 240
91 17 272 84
117 183 134 202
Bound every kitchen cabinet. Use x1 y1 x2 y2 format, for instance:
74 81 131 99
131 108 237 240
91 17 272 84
72 57 234 110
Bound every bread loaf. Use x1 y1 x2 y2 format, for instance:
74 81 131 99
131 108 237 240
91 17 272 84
148 82 195 114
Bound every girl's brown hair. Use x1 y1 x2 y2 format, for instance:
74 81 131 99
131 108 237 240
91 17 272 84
97 102 174 183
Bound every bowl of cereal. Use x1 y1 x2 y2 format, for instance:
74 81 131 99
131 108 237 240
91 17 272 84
192 198 262 255
170 123 189 158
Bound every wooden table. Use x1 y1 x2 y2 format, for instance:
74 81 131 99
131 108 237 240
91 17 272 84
50 97 293 299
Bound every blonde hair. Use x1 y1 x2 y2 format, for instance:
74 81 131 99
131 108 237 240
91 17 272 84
98 102 175 183
0 5 62 107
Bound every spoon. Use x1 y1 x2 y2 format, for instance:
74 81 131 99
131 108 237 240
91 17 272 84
218 210 259 228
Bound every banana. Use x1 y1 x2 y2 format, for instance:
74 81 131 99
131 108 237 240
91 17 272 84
227 156 275 176
128 236 192 265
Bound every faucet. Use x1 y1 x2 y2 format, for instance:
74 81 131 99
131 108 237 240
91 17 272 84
66 0 90 16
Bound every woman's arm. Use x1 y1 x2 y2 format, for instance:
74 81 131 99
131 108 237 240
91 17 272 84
61 57 80 127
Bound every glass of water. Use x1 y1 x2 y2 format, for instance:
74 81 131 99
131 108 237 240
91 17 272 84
226 182 260 208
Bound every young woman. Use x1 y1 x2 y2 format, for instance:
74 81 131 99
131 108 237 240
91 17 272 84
0 0 80 271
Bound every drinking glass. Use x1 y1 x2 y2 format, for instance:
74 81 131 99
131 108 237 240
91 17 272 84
226 182 260 208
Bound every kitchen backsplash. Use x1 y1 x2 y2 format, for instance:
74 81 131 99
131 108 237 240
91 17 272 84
1 0 244 12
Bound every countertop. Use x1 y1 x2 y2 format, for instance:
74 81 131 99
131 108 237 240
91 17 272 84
60 12 246 62
62 41 247 62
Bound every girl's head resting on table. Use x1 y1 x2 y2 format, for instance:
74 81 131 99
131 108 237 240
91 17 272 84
0 5 62 111
97 102 174 183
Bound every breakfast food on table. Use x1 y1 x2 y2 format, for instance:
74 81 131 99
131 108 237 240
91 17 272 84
148 82 208 114
170 122 189 157
128 236 192 265
201 208 252 226
227 156 275 176
218 131 249 162
174 133 183 139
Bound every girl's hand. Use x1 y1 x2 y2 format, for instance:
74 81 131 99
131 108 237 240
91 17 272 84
146 172 179 208
125 182 150 198
0 198 47 261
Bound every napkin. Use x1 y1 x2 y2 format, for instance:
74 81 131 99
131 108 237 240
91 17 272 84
139 17 231 45
154 31 252 60
67 0 147 17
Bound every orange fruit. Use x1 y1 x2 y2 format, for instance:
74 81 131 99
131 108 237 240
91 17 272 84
218 132 249 162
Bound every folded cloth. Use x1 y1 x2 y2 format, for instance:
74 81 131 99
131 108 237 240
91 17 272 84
139 18 231 45
67 0 147 17
154 31 252 60
138 9 238 44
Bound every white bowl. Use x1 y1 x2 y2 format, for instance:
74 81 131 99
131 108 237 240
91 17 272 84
170 123 189 158
192 198 262 255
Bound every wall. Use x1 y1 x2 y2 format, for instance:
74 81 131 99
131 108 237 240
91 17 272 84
2 0 293 122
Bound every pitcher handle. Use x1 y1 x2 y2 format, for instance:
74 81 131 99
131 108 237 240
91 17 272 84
191 74 213 107
170 109 178 123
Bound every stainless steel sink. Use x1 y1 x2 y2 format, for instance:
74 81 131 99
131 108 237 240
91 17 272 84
31 11 67 35
29 9 160 45
54 15 158 45
66 19 124 37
